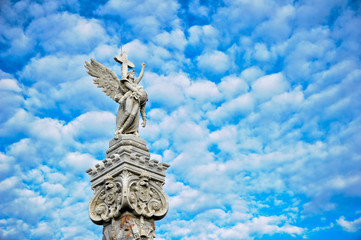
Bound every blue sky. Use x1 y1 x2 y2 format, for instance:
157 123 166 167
1 0 361 239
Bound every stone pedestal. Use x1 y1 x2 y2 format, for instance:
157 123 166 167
86 135 170 240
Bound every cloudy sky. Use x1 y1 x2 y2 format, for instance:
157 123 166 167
1 0 361 239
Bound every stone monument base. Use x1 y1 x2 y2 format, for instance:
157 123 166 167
86 135 169 240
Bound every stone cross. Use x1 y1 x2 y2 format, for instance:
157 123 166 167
114 51 135 80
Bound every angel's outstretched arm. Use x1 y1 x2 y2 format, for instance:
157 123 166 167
135 63 145 85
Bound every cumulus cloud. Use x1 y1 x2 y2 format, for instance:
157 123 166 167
188 25 219 49
251 73 290 100
186 80 222 102
253 4 295 43
197 50 231 74
218 75 249 99
208 92 254 124
219 216 304 239
337 216 361 232
145 72 190 109
155 29 187 52
0 78 24 123
97 0 180 37
26 12 107 54
123 39 187 73
61 152 98 172
188 0 210 17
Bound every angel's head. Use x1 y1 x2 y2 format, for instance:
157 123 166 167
127 70 135 81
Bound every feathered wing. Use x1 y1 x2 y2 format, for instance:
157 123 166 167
85 59 126 101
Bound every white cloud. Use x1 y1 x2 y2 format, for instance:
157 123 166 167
0 218 30 240
208 93 254 125
251 73 289 101
151 139 169 151
0 176 21 192
295 0 347 28
6 138 41 168
258 87 304 120
0 153 15 176
19 53 121 114
0 79 22 92
253 43 272 62
218 75 249 100
92 44 118 62
159 213 303 240
209 125 238 153
145 72 190 109
240 66 265 84
188 0 209 17
64 111 115 141
0 78 24 123
61 152 98 172
283 27 336 80
173 121 208 145
0 26 34 58
188 25 219 49
337 216 361 232
197 50 231 74
41 182 67 197
148 108 167 122
26 12 107 54
123 39 186 73
20 54 87 85
219 216 303 239
254 4 295 43
186 80 222 102
30 222 53 239
97 0 180 37
155 29 187 52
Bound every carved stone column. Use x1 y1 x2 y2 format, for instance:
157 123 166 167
86 135 170 240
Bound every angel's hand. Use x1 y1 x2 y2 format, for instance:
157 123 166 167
141 62 146 67
134 90 142 98
141 120 146 128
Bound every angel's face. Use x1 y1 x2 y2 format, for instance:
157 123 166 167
129 71 135 81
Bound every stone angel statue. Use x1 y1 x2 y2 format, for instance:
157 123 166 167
85 52 148 139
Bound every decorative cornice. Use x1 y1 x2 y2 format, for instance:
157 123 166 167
86 136 170 189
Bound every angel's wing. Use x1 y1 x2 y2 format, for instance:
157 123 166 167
85 59 126 100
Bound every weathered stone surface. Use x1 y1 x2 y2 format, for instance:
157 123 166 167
107 134 149 158
86 135 169 240
102 215 155 240
85 52 147 138
86 136 169 189
88 169 169 225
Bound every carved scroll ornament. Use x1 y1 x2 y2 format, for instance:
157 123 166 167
89 171 168 225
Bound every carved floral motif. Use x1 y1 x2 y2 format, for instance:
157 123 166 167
89 175 123 224
128 172 168 219
89 171 168 225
